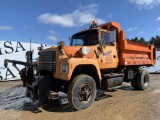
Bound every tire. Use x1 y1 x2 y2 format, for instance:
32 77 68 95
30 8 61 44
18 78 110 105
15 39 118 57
136 69 149 90
130 70 138 89
67 74 96 110
131 78 138 89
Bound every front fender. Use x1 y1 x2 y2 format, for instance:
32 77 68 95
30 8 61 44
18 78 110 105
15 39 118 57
54 58 101 81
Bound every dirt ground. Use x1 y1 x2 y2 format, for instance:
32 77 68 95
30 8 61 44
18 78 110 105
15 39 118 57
0 74 160 120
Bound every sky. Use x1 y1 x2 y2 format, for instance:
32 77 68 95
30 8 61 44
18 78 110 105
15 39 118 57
0 0 160 45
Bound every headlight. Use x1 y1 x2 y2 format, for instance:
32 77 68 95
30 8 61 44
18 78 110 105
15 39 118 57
61 65 67 72
79 46 90 56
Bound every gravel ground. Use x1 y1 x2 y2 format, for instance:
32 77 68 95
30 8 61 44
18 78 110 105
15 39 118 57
0 74 160 120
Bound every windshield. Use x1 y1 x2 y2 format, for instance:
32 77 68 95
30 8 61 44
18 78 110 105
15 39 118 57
71 30 99 46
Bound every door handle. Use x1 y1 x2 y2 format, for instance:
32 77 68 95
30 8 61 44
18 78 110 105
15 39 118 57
113 55 116 58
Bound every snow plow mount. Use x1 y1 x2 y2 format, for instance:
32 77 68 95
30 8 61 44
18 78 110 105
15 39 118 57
4 59 35 70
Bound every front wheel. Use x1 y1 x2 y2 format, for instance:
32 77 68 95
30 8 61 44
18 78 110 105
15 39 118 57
67 74 96 110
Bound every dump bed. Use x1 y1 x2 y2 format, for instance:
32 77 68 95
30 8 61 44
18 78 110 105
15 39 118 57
99 22 156 67
118 31 156 66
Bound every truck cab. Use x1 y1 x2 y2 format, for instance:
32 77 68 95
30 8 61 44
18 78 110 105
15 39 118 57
70 27 118 69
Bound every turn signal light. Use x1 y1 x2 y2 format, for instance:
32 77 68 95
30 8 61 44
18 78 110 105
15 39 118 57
58 41 65 47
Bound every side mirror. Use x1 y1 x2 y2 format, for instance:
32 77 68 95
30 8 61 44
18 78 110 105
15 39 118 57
68 37 71 40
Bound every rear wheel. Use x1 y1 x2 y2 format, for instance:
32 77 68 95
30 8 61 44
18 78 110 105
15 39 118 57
131 69 149 90
67 74 96 110
136 69 149 90
131 78 138 89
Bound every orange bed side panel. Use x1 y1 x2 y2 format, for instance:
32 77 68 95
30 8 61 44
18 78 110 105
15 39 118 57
118 31 155 66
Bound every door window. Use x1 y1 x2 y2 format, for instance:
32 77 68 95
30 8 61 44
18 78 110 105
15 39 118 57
100 30 116 46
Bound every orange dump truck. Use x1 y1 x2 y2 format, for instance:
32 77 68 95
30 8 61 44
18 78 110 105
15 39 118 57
4 20 156 110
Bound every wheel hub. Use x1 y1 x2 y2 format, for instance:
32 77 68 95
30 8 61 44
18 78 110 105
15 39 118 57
78 83 92 102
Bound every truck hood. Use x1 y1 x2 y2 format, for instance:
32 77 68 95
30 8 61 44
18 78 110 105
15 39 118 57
63 46 94 58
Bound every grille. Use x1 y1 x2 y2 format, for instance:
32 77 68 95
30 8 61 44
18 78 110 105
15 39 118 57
39 51 56 74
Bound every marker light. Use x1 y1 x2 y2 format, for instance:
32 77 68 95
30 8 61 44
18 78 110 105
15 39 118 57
58 41 65 47
92 20 96 25
90 20 98 28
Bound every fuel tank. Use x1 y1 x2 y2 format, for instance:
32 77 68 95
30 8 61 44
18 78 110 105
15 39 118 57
101 74 123 90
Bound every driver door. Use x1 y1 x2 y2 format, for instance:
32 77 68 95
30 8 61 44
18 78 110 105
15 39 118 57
100 30 118 69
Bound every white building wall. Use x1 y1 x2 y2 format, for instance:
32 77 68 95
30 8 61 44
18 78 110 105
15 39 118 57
0 41 51 81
